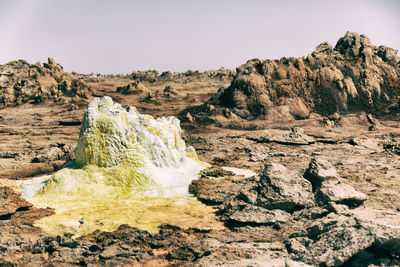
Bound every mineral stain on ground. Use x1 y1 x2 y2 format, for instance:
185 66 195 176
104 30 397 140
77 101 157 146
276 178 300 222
29 193 220 238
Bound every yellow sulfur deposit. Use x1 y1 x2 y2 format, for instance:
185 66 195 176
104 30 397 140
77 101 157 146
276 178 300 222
20 97 219 238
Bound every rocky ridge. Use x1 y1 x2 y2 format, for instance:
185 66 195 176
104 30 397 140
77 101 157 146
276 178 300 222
130 67 236 83
0 57 91 108
185 32 400 125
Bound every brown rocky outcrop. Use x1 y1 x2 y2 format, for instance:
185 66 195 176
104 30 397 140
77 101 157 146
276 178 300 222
188 32 400 122
116 80 148 94
132 67 235 83
0 57 91 107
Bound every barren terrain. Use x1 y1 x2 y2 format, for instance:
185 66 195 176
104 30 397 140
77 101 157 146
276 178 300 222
0 32 400 266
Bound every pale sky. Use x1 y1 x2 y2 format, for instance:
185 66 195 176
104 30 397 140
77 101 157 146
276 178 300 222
0 0 399 74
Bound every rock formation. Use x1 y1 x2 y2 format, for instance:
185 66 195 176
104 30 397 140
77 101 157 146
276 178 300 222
116 80 148 94
288 212 400 266
188 32 400 122
0 57 91 107
304 158 367 206
131 67 235 83
190 158 400 266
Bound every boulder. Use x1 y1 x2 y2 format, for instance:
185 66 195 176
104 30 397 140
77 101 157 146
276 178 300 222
288 214 375 266
304 158 367 207
163 85 178 97
383 136 400 155
304 158 338 187
257 163 315 211
131 69 159 82
318 182 368 207
192 162 316 224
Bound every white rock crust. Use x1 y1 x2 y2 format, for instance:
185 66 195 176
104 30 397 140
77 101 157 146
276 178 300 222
75 96 189 168
22 96 204 198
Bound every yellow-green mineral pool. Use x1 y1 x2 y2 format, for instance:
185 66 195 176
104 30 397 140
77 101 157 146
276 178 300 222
17 97 223 238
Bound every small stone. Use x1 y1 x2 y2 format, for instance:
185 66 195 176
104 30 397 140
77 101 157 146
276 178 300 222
304 158 338 188
227 205 290 224
319 182 367 207
329 112 341 122
223 108 232 118
99 244 120 259
186 112 194 123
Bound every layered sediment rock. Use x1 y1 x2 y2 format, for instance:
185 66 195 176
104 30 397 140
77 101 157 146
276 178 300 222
256 127 316 145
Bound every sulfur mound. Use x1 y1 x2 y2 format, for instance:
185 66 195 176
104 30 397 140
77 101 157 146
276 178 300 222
18 97 215 237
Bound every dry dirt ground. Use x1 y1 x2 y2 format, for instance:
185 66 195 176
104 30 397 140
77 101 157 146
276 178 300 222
1 74 400 266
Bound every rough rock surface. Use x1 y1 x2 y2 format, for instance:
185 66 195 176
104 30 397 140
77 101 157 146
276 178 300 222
257 127 316 145
116 80 148 94
187 32 400 122
3 178 396 267
288 211 400 266
0 187 32 217
190 157 400 266
0 58 91 107
257 162 315 211
305 158 368 206
192 159 370 227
